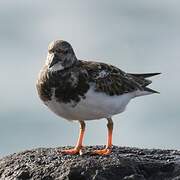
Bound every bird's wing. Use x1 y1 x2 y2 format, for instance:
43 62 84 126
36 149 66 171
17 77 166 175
80 61 152 96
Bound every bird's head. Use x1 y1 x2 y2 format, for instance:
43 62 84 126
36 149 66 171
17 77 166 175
46 40 77 71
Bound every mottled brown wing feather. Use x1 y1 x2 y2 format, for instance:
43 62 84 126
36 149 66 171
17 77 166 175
80 61 151 96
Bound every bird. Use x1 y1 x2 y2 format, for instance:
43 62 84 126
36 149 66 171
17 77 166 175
36 40 160 155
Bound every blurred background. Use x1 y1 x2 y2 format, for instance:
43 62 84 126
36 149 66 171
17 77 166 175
0 0 180 157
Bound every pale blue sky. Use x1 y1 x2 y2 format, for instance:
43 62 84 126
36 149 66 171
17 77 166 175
0 0 180 157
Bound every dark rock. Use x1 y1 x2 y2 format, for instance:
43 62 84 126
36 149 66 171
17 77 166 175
0 146 180 180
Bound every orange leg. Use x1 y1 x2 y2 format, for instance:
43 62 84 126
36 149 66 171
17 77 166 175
93 118 113 155
61 120 85 155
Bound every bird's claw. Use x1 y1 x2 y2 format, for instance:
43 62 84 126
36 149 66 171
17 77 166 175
93 148 112 155
60 147 84 155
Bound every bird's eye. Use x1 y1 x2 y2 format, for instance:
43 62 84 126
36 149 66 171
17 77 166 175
48 49 54 53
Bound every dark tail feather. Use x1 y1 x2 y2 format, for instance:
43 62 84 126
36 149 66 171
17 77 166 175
129 73 161 78
143 87 160 94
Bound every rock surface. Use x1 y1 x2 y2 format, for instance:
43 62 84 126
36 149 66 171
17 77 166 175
0 146 180 180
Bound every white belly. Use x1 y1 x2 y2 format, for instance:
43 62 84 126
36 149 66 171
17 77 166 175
45 87 138 121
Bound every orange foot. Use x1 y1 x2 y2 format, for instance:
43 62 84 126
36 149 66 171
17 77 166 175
93 148 112 155
61 147 83 155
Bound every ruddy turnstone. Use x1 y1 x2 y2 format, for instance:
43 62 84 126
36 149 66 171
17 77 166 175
36 40 160 155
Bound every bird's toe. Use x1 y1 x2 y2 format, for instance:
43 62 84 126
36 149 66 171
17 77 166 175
93 148 112 155
60 147 84 155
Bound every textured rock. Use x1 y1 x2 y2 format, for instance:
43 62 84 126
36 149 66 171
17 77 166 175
0 146 180 180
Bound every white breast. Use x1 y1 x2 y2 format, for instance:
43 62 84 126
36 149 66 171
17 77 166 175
45 86 139 121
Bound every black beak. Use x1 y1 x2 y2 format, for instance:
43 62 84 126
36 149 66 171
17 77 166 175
49 55 59 68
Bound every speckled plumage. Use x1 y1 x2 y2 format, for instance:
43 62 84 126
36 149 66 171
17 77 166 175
37 59 159 105
36 40 160 155
36 40 160 119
